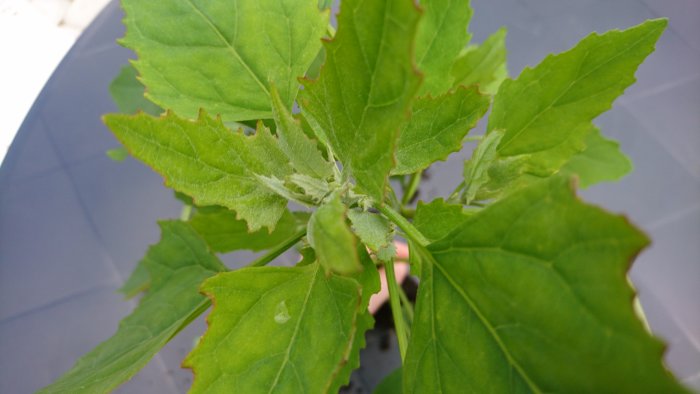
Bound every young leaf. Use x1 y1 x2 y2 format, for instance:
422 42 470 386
40 221 226 393
413 198 470 242
307 193 362 274
189 206 305 253
120 0 328 121
463 129 526 203
465 19 667 202
269 85 334 180
415 0 473 96
561 126 633 188
300 0 422 202
347 208 394 255
451 28 509 95
184 262 373 393
403 177 687 393
109 64 162 115
104 111 293 232
393 86 490 175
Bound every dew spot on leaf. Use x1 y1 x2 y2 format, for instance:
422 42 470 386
274 300 291 324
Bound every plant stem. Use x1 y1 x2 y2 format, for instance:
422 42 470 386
397 282 414 325
385 258 409 361
377 204 429 247
247 229 306 268
180 204 193 221
401 170 422 207
447 181 466 203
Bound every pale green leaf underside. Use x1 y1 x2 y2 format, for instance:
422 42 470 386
561 127 632 188
308 193 362 274
184 262 370 393
300 0 422 201
465 19 666 202
40 222 226 393
109 64 162 115
393 86 489 175
404 177 687 393
189 206 304 253
347 208 394 254
415 0 473 96
451 27 509 95
121 0 328 121
105 111 293 232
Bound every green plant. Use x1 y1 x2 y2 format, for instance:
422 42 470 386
41 0 690 392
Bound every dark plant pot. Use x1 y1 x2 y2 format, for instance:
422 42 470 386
1 1 698 393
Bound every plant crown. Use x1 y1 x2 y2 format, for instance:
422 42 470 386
42 0 689 393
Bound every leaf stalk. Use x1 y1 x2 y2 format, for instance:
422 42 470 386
247 228 307 267
385 258 409 360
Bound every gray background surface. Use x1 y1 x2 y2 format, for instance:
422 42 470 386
1 0 698 392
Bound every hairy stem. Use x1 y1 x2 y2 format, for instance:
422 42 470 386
377 205 429 247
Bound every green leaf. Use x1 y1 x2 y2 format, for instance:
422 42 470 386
413 198 469 242
561 126 633 188
189 206 305 253
373 368 402 394
307 193 362 274
451 28 509 95
104 111 294 232
41 221 226 393
269 85 334 180
465 19 666 203
393 86 489 175
404 176 687 393
184 262 374 393
120 0 328 121
109 64 162 115
330 245 382 389
300 0 422 202
347 208 395 256
415 0 473 96
118 260 150 299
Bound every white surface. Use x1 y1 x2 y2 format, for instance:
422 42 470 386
0 0 110 163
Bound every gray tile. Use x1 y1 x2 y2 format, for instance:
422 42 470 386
2 117 62 182
66 156 182 278
580 106 700 227
633 280 700 386
0 170 118 320
38 49 130 163
624 27 700 101
624 78 700 180
641 0 700 54
632 208 700 344
0 286 177 394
